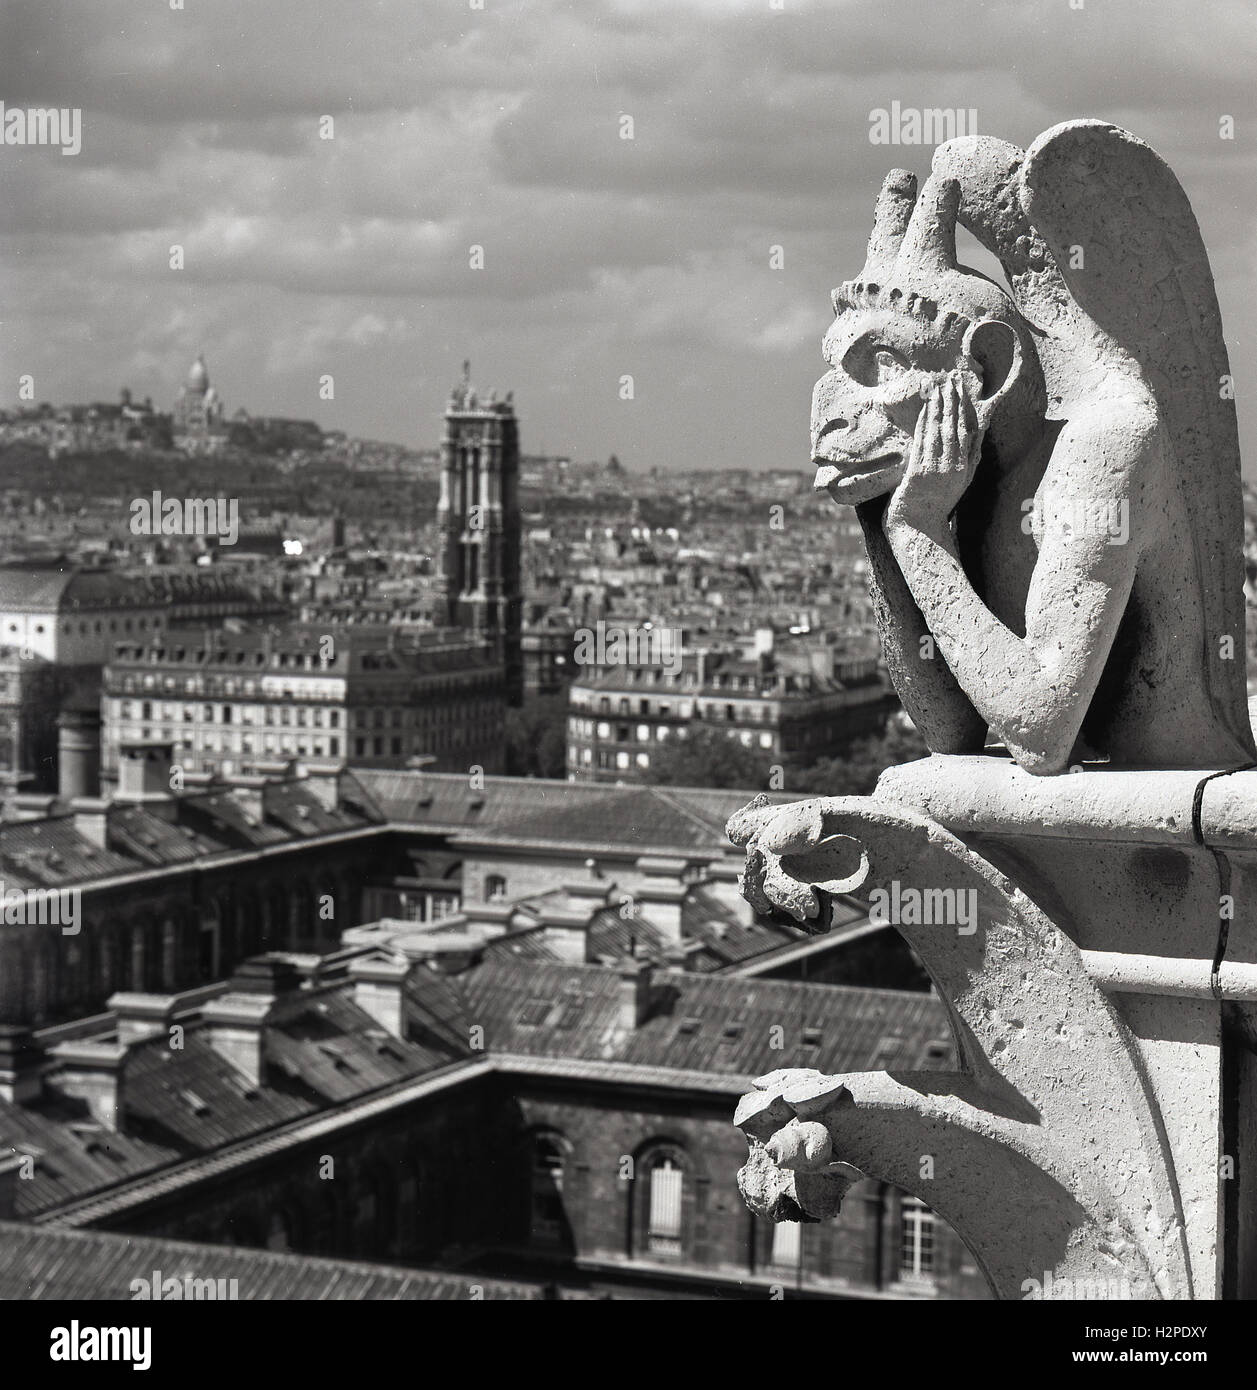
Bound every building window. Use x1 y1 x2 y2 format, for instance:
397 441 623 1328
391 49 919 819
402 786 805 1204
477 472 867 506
899 1195 936 1280
647 1156 683 1255
530 1133 568 1246
486 875 507 901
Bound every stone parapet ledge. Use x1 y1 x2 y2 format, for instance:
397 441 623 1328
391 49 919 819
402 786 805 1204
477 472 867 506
724 774 1257 1298
874 754 1257 984
876 754 1257 849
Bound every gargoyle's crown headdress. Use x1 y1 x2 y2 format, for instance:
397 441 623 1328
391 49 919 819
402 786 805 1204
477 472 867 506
834 170 1017 335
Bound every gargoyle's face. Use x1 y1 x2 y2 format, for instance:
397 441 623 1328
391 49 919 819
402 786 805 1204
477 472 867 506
811 308 976 506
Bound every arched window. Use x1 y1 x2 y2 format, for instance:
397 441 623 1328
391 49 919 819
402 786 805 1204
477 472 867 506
530 1133 569 1247
486 874 508 902
645 1152 684 1256
899 1195 936 1280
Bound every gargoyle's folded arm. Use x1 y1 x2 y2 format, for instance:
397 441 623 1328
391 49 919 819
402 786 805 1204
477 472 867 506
857 495 988 754
887 473 1141 773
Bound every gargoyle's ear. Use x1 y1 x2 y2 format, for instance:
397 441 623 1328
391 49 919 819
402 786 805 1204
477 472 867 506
962 318 1023 420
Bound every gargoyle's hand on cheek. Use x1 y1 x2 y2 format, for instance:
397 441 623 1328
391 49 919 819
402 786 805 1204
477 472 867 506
888 371 981 530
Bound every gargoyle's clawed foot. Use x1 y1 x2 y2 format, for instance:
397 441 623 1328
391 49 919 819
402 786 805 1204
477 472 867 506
735 1068 862 1222
727 797 872 926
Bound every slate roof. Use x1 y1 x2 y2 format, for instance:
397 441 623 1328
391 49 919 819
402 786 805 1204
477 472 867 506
0 1222 540 1300
405 957 954 1080
1 953 951 1223
0 818 136 888
352 768 797 854
1 988 465 1220
0 566 272 614
0 784 379 891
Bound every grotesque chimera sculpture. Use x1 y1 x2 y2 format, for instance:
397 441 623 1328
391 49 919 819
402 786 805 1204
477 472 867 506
812 120 1253 774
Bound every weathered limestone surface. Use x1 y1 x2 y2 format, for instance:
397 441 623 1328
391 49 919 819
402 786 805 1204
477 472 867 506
810 120 1252 775
727 122 1257 1300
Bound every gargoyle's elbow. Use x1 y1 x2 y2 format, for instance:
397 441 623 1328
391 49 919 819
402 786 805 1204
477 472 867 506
1008 739 1074 776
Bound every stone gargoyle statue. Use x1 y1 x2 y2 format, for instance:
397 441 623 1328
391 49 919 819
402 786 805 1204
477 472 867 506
724 122 1254 1299
811 119 1254 774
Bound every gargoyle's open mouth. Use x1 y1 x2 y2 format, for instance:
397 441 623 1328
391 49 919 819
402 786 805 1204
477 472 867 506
812 454 902 491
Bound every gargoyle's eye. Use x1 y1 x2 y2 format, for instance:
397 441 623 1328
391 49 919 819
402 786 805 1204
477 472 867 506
842 341 909 387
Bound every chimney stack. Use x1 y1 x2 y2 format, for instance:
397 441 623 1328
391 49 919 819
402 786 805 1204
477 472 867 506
48 1039 129 1130
349 956 410 1038
299 759 344 812
634 856 689 944
58 708 101 800
537 905 594 964
70 796 110 850
7 793 58 823
460 901 516 937
221 773 268 827
114 742 177 818
201 993 272 1087
705 857 760 927
108 992 179 1046
199 956 302 1085
200 956 297 1087
617 960 654 1030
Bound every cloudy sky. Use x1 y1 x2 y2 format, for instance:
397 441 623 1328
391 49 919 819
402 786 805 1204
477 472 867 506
1 0 1254 472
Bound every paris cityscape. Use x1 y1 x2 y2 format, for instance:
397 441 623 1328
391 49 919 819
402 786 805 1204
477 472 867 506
0 0 1253 1357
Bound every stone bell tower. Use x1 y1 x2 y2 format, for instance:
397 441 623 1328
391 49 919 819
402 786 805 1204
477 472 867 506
436 362 522 705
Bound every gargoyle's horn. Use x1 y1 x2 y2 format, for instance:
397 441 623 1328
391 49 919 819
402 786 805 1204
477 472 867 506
861 168 917 279
931 136 1029 268
897 173 961 274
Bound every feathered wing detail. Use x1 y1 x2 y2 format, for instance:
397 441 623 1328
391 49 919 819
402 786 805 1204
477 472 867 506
933 121 1252 758
1019 120 1252 759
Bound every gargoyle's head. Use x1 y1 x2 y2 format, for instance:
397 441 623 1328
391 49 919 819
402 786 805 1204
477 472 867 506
812 170 1044 506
